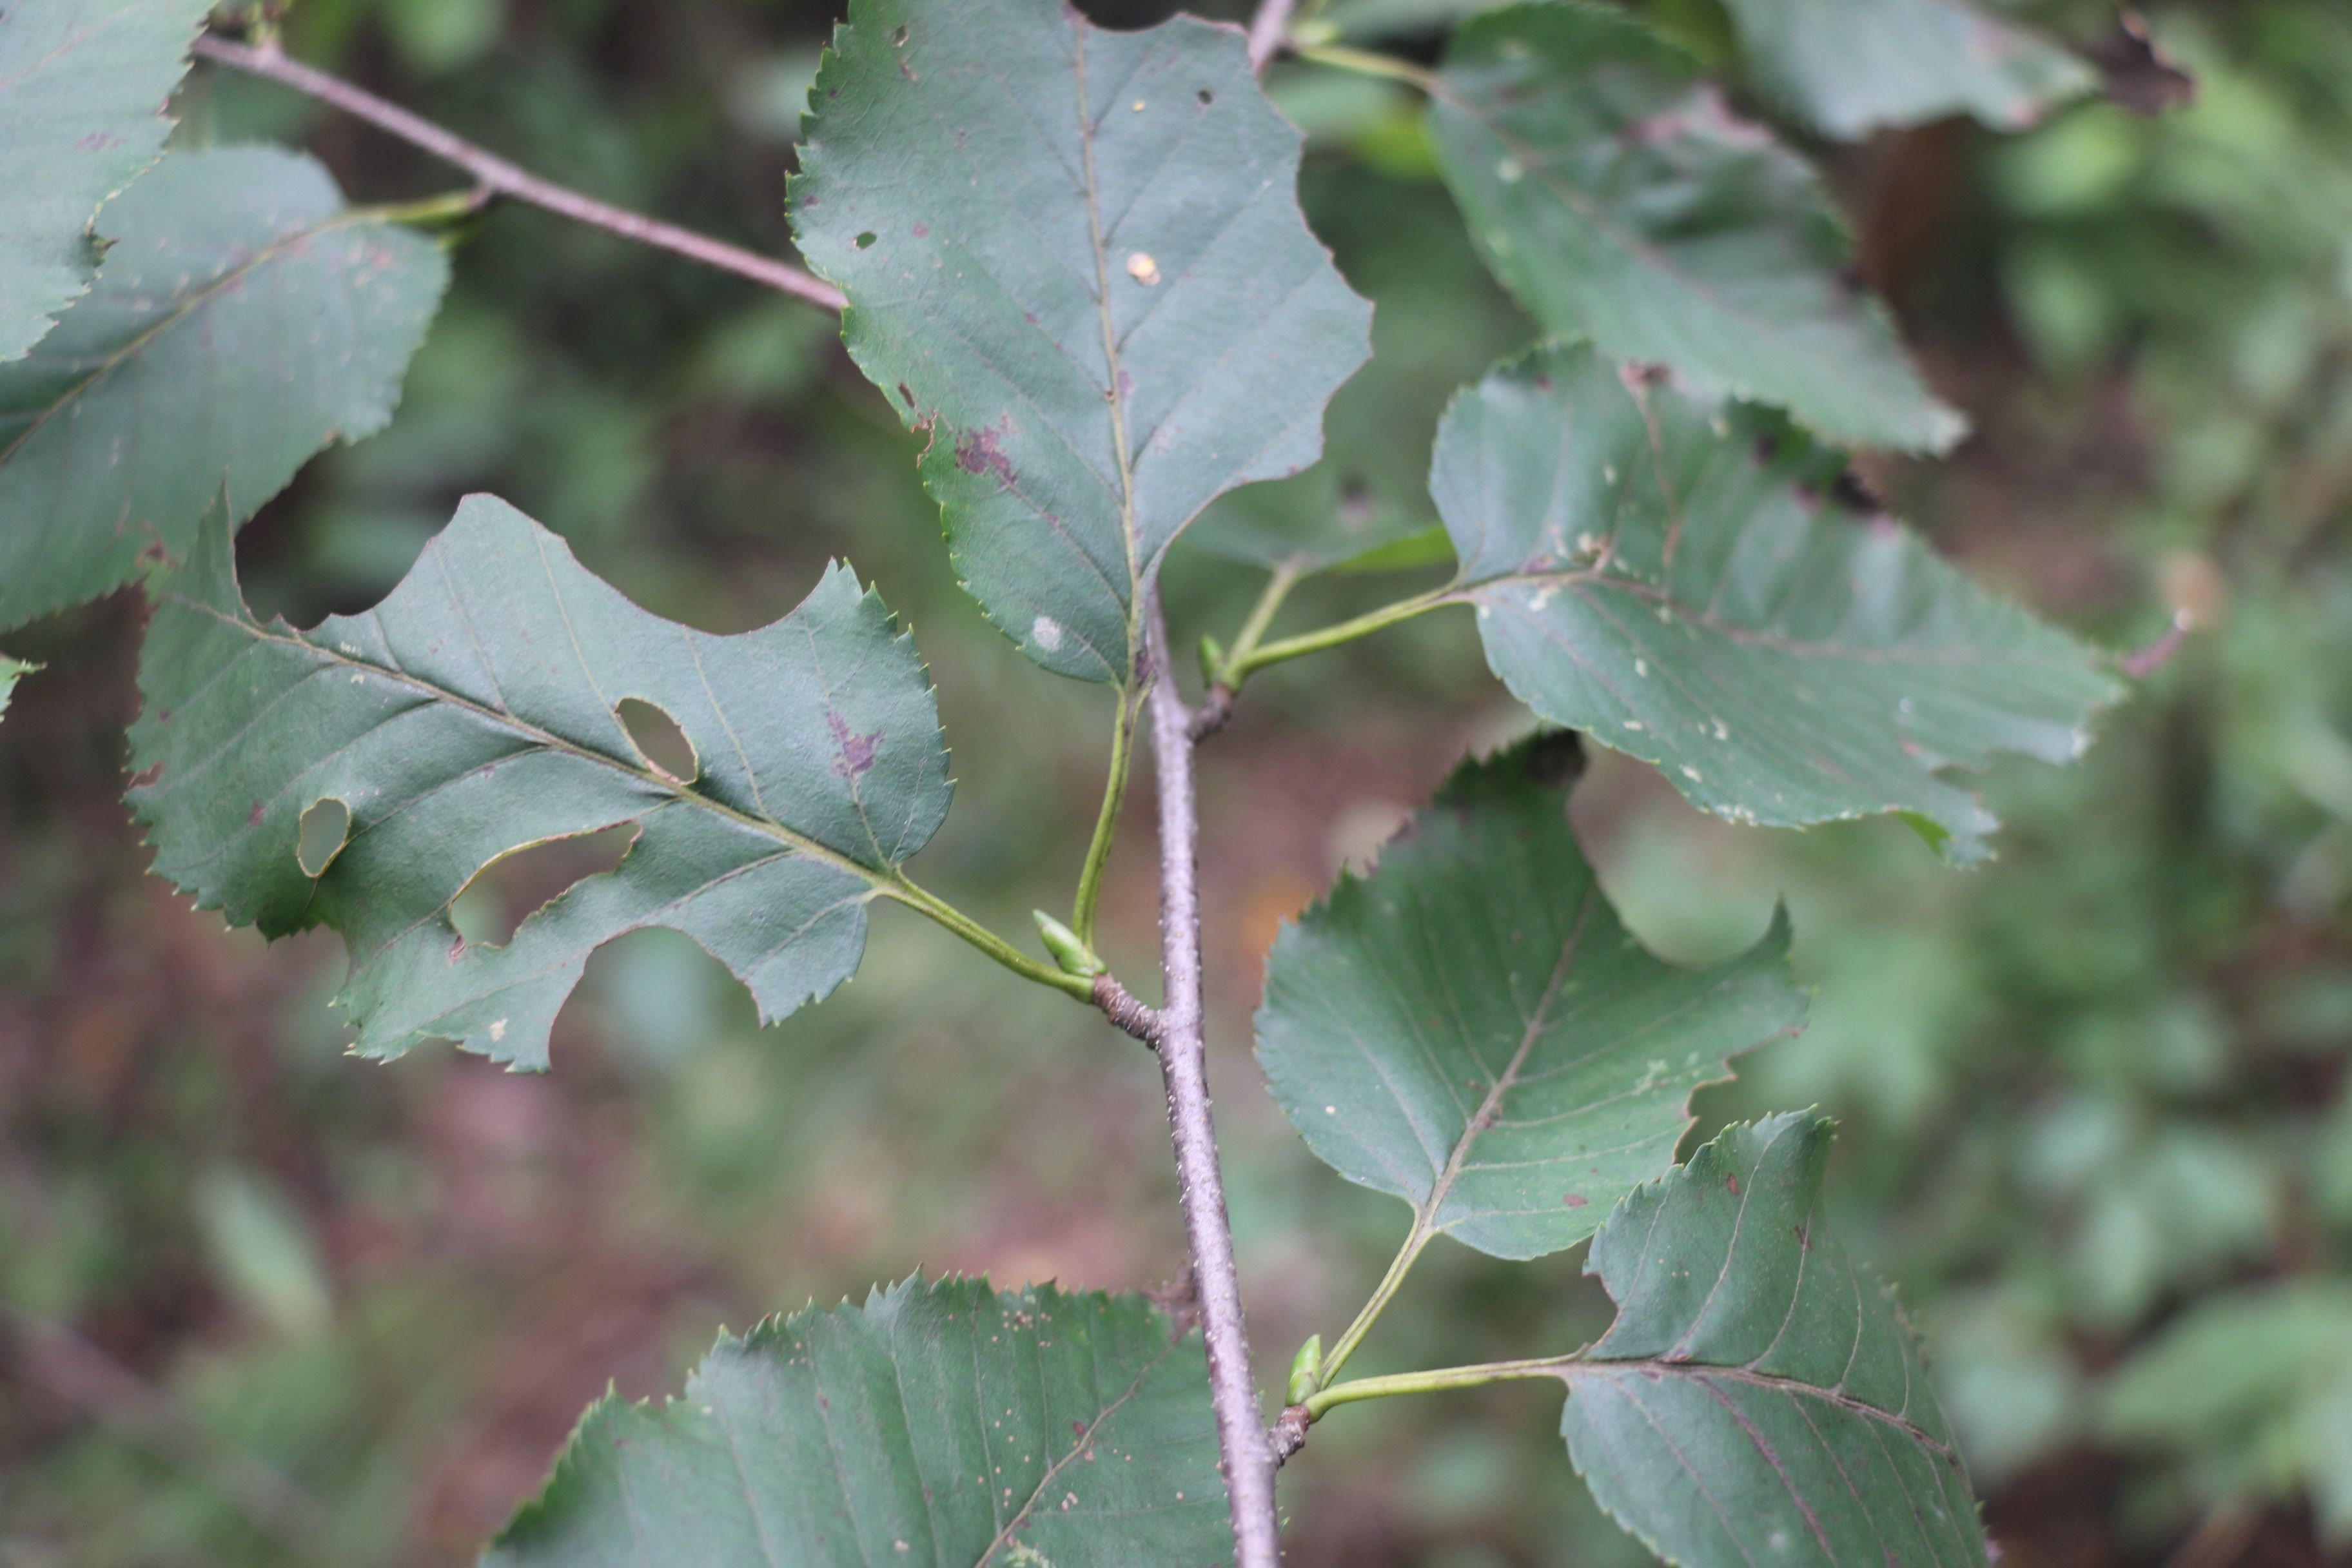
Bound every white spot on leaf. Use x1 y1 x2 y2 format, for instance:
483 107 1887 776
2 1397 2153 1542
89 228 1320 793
1031 616 1064 652
1126 252 1161 286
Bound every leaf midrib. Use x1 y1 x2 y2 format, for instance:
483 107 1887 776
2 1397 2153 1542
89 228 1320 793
0 201 386 470
161 591 891 891
1070 19 1144 687
1415 883 1599 1237
1563 1360 1957 1462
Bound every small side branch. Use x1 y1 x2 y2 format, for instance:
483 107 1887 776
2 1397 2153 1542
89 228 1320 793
1144 594 1282 1568
192 34 845 312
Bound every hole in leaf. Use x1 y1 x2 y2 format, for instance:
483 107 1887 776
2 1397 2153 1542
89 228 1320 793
1197 88 1213 104
856 231 877 250
449 824 639 948
297 798 351 878
618 697 700 783
892 23 908 44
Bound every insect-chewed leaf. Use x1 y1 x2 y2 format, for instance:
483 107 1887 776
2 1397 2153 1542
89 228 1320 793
1257 736 1805 1261
0 0 211 363
0 147 449 632
1435 343 2121 862
1562 1113 1988 1567
1718 0 2094 139
129 495 950 1071
484 1275 1230 1568
1428 3 1964 454
791 0 1371 683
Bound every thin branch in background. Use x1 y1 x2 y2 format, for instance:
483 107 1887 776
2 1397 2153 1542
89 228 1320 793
1247 0 1298 74
0 1308 331 1554
191 34 847 313
1143 592 1282 1568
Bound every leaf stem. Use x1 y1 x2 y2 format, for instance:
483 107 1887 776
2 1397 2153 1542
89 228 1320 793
1220 559 1308 681
1294 41 1441 94
880 879 1097 1001
1313 1221 1433 1389
1246 0 1300 74
1226 583 1460 685
1304 1352 1576 1421
191 33 845 311
348 186 493 228
1070 686 1141 951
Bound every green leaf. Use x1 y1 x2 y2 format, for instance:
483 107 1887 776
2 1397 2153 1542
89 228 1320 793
791 0 1372 683
1718 0 2094 140
128 495 950 1071
1428 3 1965 454
0 654 28 723
485 1275 1230 1567
0 147 450 632
0 0 211 362
1565 1113 1987 1568
1257 736 1806 1261
1431 343 2120 862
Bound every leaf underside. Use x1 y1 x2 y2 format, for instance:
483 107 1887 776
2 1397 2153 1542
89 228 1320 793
0 146 450 632
791 0 1371 681
1718 0 2094 139
1564 1113 1988 1568
129 495 950 1070
0 0 211 363
1257 736 1806 1261
1429 2 1965 454
1434 342 2120 862
485 1275 1231 1568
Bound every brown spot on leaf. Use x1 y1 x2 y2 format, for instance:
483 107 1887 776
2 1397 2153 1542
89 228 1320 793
828 710 883 779
1726 1175 1741 1195
1563 1193 1588 1208
954 423 1016 488
248 801 265 827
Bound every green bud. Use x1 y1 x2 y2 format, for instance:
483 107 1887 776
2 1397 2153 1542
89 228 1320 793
1285 1333 1324 1406
1198 634 1227 687
1032 910 1106 978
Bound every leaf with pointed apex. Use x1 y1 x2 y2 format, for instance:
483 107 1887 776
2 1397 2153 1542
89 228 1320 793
1560 1113 1988 1568
129 495 950 1071
485 1275 1230 1567
1431 343 2120 863
0 147 449 632
791 0 1371 683
1719 0 2093 139
1428 3 1964 454
0 0 211 363
1257 737 1805 1262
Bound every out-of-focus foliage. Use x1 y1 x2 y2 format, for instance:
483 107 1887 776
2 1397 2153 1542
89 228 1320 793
1 0 2348 1564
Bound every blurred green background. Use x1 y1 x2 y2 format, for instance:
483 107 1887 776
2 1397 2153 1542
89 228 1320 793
3 0 2349 1563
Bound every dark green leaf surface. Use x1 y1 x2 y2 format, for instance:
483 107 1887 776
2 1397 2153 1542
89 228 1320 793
1433 343 2119 862
1257 738 1805 1260
130 496 949 1070
792 0 1371 681
1719 0 2092 139
0 147 449 632
1565 1113 1987 1567
486 1275 1230 1568
1429 3 1963 453
0 0 211 362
